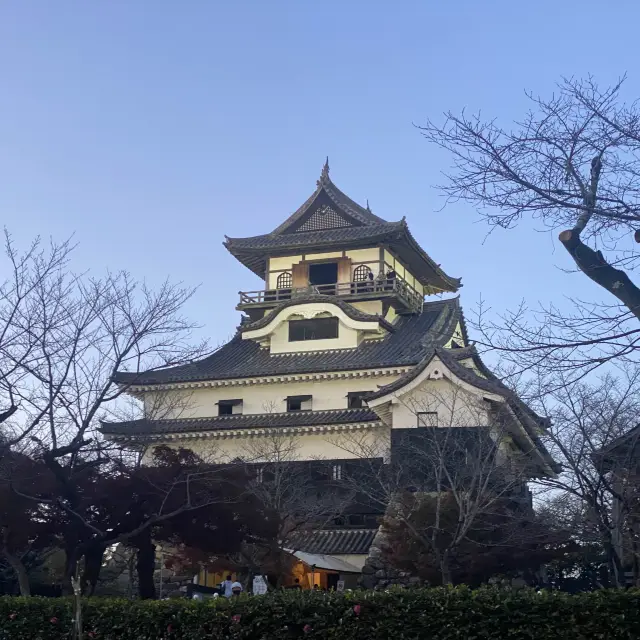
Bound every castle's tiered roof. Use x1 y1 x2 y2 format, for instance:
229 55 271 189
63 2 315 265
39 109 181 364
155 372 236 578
112 296 462 387
224 160 461 292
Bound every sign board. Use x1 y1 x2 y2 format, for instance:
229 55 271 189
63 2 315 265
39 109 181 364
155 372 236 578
252 575 268 595
336 580 345 592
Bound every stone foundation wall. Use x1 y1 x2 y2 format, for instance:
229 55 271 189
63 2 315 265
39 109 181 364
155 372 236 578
359 528 422 590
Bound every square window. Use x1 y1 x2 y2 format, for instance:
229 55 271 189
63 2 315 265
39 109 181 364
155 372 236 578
347 392 372 409
287 395 312 412
218 399 242 416
417 412 438 427
308 262 338 285
289 317 338 342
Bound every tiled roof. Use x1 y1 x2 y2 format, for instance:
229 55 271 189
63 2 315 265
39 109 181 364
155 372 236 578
290 528 377 555
100 407 381 437
366 345 505 401
241 295 395 333
225 221 403 252
225 220 460 291
112 297 461 386
270 169 387 234
593 424 640 472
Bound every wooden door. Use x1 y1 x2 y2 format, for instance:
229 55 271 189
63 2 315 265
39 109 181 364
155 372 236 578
337 257 352 283
291 261 309 288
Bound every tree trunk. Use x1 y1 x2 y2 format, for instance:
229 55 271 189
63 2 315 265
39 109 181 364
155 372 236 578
559 230 640 321
439 550 453 586
82 544 105 596
2 548 31 596
601 532 624 588
135 531 157 600
63 544 80 596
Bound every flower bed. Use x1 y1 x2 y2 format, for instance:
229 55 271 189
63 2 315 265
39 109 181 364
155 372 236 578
1 587 639 639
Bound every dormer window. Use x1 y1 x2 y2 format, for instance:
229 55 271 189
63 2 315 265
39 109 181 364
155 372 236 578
347 391 372 409
417 411 438 427
289 317 338 341
287 395 312 412
217 399 243 416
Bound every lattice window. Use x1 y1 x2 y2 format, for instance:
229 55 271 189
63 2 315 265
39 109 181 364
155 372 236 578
417 412 438 427
276 271 292 289
353 264 372 282
296 205 351 232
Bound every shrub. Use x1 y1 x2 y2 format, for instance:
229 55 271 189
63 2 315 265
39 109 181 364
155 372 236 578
1 587 640 639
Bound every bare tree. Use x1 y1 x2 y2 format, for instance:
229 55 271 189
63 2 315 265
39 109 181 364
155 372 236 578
419 76 640 376
0 231 74 435
527 366 640 587
333 386 541 585
0 231 211 592
238 430 353 587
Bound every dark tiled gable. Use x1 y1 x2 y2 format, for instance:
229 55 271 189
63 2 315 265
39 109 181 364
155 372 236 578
270 162 387 235
112 297 462 386
100 407 380 437
289 529 378 555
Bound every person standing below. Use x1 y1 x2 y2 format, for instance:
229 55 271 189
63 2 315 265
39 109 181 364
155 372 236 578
221 575 234 598
231 581 243 597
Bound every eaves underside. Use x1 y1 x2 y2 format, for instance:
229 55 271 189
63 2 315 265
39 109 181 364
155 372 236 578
106 421 385 443
121 365 413 393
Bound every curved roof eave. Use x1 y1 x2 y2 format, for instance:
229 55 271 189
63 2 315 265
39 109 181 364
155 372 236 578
112 297 462 387
240 294 395 334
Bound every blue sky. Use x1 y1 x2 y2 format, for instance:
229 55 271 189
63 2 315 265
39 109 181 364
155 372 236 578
1 1 637 349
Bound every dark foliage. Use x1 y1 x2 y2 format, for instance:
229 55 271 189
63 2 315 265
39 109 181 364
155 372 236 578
2 588 640 639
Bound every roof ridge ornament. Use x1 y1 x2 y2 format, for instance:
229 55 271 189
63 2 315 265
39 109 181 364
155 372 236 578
317 156 330 186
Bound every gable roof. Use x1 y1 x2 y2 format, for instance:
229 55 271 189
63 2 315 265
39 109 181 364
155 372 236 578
112 297 462 386
593 424 640 471
223 162 461 292
289 528 378 555
271 159 386 234
366 346 559 474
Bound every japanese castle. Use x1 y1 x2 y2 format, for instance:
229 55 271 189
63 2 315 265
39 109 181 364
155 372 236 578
102 160 556 589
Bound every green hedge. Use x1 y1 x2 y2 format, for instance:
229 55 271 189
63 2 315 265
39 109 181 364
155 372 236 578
1 587 640 639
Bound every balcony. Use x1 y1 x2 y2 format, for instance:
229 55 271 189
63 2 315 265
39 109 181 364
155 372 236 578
238 277 424 314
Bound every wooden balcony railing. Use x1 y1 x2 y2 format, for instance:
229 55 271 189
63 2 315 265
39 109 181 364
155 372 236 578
238 278 424 311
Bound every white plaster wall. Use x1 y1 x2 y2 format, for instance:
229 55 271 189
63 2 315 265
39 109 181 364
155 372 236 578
443 322 466 349
345 248 380 263
333 554 367 570
269 318 360 354
144 375 399 419
389 378 492 429
267 248 382 289
141 427 389 465
351 300 383 315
